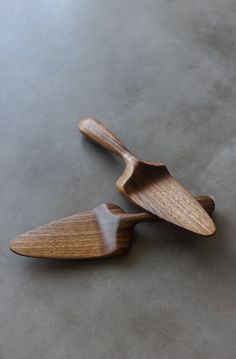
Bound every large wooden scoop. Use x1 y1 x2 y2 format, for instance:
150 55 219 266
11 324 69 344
79 118 216 236
10 196 215 259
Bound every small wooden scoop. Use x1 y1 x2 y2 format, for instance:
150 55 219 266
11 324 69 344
79 118 216 236
10 196 215 259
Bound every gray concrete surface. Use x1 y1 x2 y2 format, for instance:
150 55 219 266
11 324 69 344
0 1 236 358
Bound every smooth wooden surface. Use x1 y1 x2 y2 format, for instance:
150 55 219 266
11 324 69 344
80 118 216 236
10 196 215 259
2 3 235 356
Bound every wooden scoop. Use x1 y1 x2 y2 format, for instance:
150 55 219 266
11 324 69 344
79 118 216 236
10 196 215 259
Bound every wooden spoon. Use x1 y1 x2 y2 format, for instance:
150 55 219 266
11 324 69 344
10 196 215 259
79 118 216 236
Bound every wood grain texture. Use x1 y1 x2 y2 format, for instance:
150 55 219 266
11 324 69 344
79 118 216 236
10 196 215 259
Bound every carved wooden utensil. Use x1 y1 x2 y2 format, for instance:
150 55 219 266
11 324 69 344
79 118 216 236
10 196 215 259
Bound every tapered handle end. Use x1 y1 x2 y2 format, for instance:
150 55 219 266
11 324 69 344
79 118 130 157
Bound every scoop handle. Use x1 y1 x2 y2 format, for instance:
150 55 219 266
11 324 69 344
79 118 133 160
123 195 215 224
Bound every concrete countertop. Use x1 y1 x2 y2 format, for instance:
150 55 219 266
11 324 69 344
1 1 235 358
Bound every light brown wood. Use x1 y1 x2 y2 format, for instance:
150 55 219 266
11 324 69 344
79 118 216 236
10 196 215 259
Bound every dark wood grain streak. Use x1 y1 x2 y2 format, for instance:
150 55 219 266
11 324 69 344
79 118 216 236
10 196 215 259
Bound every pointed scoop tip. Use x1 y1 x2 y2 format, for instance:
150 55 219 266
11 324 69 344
9 239 20 255
9 238 28 257
196 218 216 237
